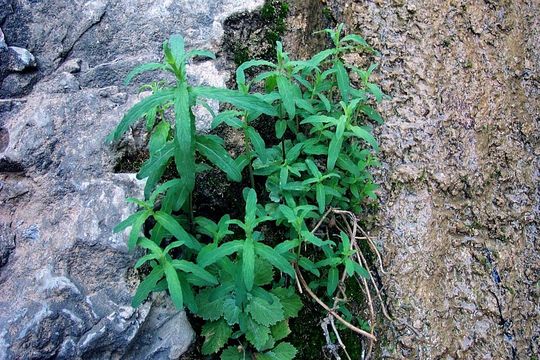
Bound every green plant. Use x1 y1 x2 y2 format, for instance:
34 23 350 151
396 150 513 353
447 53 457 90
108 23 384 359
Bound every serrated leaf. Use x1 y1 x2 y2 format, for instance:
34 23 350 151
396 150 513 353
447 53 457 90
223 298 241 325
254 259 274 286
270 287 302 318
196 288 225 321
247 295 284 326
264 342 297 360
201 319 232 355
221 346 245 360
270 320 291 341
246 318 271 351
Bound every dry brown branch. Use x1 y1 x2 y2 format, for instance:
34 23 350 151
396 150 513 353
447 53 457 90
294 264 377 341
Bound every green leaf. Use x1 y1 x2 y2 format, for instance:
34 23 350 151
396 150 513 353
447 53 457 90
359 105 383 124
316 183 325 213
169 34 185 65
186 49 216 60
173 82 196 193
243 237 255 291
197 240 244 267
270 288 303 318
245 188 258 229
221 346 245 360
345 259 355 276
247 295 284 326
125 62 166 85
236 59 276 86
335 60 350 103
149 120 170 152
327 135 343 171
196 288 225 321
264 342 297 360
276 76 296 119
201 319 232 355
275 120 287 138
327 267 339 296
171 259 218 285
349 125 379 151
223 298 241 325
318 93 332 112
113 210 144 233
132 265 164 307
149 178 183 204
196 135 242 182
212 110 243 129
138 237 164 255
246 126 267 163
138 142 174 179
271 321 291 341
354 262 370 278
193 86 277 116
128 210 152 251
341 33 370 47
107 89 175 142
298 257 320 277
164 261 183 309
154 211 201 250
367 83 383 102
245 318 271 351
255 243 295 277
134 253 159 269
254 259 274 286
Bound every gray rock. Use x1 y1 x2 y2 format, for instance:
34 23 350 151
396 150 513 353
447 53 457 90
0 0 265 359
0 28 6 50
6 46 36 72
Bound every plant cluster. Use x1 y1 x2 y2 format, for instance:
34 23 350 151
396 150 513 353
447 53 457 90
108 24 384 359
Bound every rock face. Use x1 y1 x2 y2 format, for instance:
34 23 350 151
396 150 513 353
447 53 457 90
0 0 263 359
314 1 538 358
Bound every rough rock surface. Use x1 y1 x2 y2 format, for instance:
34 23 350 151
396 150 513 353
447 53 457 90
0 0 263 359
316 1 539 358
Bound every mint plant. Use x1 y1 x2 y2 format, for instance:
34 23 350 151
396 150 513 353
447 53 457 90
108 24 384 359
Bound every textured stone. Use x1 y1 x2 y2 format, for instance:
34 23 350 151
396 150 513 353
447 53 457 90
5 46 36 71
0 0 264 359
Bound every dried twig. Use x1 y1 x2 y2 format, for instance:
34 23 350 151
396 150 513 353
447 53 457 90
294 264 377 341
